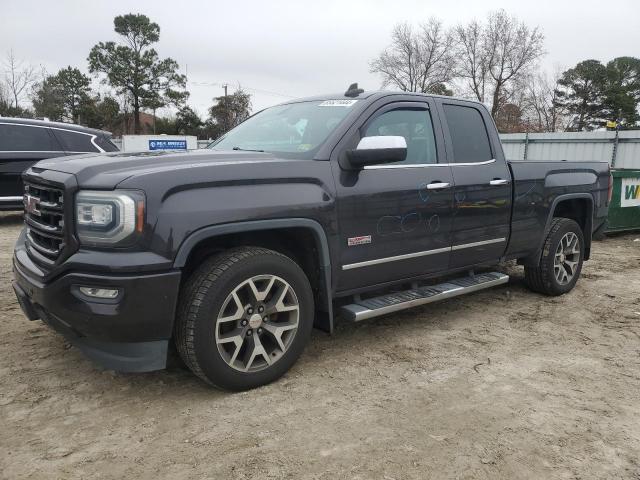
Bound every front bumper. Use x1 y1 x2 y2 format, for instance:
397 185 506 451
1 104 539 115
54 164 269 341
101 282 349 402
12 237 181 372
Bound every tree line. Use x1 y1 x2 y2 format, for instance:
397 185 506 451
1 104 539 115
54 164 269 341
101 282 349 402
2 10 638 137
0 13 251 139
370 10 640 132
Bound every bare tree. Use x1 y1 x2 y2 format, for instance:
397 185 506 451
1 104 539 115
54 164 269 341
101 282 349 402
492 69 570 133
493 79 530 132
370 19 456 94
0 81 12 114
455 10 545 117
522 70 567 132
3 50 36 109
454 19 490 103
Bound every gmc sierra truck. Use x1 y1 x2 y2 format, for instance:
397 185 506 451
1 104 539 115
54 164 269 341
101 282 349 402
12 85 611 391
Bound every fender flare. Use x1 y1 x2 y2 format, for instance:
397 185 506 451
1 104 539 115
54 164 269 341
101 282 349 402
173 218 334 333
533 193 594 264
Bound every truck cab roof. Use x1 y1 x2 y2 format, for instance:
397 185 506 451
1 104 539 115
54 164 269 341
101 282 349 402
280 89 483 106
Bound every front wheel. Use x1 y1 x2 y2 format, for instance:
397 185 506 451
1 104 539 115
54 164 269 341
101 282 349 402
524 218 585 296
175 247 314 390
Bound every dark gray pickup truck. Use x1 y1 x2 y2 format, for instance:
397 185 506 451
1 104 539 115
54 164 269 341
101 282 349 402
12 85 611 390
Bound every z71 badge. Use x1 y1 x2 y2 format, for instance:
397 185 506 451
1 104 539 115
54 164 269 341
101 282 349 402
348 235 372 246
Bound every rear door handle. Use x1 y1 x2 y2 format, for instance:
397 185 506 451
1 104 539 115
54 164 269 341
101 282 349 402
489 179 509 186
426 182 451 190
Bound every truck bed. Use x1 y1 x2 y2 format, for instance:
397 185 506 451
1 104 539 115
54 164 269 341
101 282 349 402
506 160 610 261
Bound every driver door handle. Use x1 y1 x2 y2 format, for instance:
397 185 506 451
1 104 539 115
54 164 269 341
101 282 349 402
426 182 451 190
489 179 509 186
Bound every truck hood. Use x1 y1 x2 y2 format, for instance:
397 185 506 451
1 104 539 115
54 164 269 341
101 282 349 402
34 149 292 189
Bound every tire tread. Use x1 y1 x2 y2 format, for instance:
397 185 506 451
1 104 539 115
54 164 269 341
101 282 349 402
174 247 290 387
524 217 582 296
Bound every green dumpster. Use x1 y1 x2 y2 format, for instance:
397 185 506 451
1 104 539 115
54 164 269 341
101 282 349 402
607 169 640 232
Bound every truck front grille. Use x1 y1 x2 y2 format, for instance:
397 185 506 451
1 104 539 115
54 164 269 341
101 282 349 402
23 182 66 261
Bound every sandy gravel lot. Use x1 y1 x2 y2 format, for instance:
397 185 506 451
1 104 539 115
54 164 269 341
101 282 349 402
1 211 639 479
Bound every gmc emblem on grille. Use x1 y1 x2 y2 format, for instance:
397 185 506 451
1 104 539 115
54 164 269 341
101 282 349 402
24 194 41 216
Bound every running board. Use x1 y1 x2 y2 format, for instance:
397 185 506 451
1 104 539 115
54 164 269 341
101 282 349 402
340 272 509 322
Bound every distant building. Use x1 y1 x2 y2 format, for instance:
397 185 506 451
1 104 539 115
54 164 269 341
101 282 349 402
109 111 157 136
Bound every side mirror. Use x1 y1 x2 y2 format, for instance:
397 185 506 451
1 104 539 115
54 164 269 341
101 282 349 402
346 136 407 169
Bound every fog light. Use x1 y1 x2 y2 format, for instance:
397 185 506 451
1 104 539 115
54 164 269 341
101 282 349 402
79 287 119 299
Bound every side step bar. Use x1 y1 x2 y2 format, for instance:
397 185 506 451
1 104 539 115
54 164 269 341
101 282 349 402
340 272 509 322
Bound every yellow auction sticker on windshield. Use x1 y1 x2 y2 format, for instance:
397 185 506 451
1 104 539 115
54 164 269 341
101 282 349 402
318 100 358 107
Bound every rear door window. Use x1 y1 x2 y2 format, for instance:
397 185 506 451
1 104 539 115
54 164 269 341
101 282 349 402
0 124 60 151
443 104 493 163
52 130 99 153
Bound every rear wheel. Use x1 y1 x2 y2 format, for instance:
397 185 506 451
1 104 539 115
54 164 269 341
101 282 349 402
175 247 314 390
524 218 584 296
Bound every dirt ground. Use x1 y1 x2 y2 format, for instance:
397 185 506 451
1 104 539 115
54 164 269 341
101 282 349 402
1 211 639 480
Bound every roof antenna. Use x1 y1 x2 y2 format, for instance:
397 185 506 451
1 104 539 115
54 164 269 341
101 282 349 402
344 82 364 98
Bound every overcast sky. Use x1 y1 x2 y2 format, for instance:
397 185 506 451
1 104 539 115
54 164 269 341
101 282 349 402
2 0 639 117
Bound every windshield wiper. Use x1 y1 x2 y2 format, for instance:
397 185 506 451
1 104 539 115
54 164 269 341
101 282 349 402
232 146 265 153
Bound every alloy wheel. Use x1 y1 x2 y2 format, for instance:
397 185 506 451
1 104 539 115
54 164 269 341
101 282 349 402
215 274 300 372
553 232 581 285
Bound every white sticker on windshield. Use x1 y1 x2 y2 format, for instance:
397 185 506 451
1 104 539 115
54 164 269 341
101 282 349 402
318 100 358 107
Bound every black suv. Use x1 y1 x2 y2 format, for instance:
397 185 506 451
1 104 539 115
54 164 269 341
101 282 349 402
0 118 117 210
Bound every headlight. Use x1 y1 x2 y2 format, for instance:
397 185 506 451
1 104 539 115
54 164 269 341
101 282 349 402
75 190 145 246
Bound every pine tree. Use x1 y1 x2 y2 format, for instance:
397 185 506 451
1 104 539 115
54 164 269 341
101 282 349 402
555 60 608 131
88 13 188 133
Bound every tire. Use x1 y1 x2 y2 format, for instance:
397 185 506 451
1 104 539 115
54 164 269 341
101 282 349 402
524 218 585 296
175 247 314 391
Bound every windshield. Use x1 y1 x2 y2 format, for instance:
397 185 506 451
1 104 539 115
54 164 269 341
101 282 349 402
208 100 357 158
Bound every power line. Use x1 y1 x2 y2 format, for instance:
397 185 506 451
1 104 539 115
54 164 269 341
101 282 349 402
189 81 296 99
